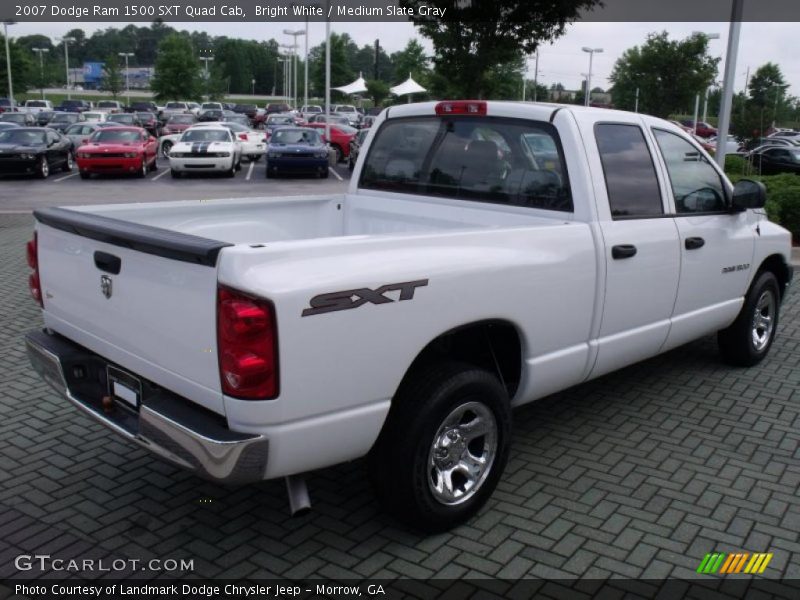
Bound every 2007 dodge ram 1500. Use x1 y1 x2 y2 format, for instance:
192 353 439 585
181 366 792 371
25 101 792 531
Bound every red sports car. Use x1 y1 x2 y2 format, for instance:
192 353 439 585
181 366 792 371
305 123 357 163
75 126 159 178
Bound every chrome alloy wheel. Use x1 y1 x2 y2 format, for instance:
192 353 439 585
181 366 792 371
428 401 497 505
751 290 776 352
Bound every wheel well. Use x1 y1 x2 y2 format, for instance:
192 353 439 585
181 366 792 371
400 320 523 400
758 254 791 299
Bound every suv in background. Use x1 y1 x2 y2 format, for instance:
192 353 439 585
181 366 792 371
55 99 92 113
96 100 124 113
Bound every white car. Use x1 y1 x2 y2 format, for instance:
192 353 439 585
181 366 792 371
168 125 242 177
708 134 740 155
192 121 266 161
82 112 108 123
22 99 53 114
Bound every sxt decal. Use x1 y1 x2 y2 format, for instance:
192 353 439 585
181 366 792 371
302 279 429 317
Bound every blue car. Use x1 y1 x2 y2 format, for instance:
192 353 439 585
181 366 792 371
266 127 330 178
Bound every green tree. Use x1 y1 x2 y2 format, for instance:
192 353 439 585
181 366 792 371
0 34 36 97
366 79 390 106
102 54 123 99
309 33 354 99
608 31 719 118
150 34 202 101
400 0 599 98
391 38 431 88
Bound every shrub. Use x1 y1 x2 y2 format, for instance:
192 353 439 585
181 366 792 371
724 168 800 242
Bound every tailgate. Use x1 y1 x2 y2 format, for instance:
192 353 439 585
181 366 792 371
34 207 232 416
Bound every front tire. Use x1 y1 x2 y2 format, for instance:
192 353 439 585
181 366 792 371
170 169 180 179
37 156 50 179
369 362 511 532
138 158 148 178
161 141 173 158
718 271 781 366
63 152 74 172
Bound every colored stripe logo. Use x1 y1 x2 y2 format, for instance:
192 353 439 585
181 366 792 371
697 552 773 574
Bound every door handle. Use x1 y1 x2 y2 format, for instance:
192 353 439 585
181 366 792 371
685 237 705 250
94 251 121 274
611 244 637 259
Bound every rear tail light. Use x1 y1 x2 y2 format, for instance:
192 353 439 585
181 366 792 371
26 232 43 307
217 287 278 400
238 133 248 140
435 101 487 116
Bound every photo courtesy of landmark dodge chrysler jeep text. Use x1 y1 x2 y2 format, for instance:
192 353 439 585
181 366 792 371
25 101 792 531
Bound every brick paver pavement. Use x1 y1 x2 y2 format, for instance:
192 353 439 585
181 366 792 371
1 213 799 580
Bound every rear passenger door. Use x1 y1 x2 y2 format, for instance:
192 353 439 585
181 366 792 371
650 128 755 351
590 122 681 378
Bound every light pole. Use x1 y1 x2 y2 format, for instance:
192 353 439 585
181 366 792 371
118 52 134 105
692 32 720 126
278 57 287 101
715 0 743 168
32 47 48 100
284 29 305 109
581 47 603 107
325 1 331 145
280 43 294 106
60 36 74 100
199 51 214 101
533 52 540 102
3 20 15 107
251 78 256 95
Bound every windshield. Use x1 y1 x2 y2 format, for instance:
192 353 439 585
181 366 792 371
91 130 142 143
336 106 356 112
0 129 46 145
202 103 220 109
169 115 195 124
271 129 320 144
181 129 229 142
268 116 294 125
84 113 103 120
137 112 155 119
108 115 134 123
220 122 247 133
166 103 185 109
97 102 117 108
1 114 26 122
52 114 76 122
27 101 48 107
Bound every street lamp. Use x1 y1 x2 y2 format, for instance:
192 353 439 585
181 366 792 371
581 47 603 107
251 78 256 95
32 47 49 100
60 36 75 100
278 57 287 102
118 52 134 105
284 29 306 110
2 20 15 107
692 32 720 127
199 51 214 101
280 43 295 106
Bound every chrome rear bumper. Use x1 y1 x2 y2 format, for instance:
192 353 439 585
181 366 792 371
25 329 269 484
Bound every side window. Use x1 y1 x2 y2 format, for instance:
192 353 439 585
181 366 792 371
595 124 663 218
653 129 727 214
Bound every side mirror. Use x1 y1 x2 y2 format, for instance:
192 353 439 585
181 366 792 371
731 179 767 211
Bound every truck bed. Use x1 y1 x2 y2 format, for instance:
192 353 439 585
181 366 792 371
66 192 565 245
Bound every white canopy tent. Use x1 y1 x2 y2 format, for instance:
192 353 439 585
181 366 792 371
332 72 368 95
390 74 427 97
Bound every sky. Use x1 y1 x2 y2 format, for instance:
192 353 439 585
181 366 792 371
7 20 800 96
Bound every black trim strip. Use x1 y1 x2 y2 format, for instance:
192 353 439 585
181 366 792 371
549 107 563 123
34 207 232 267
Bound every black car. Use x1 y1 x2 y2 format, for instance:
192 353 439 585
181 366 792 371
0 127 74 178
47 112 86 132
0 98 16 113
106 113 141 127
348 128 369 171
0 112 36 126
135 112 160 136
233 104 258 120
266 103 291 115
749 146 800 175
198 109 224 122
36 111 55 126
127 101 159 113
55 99 92 113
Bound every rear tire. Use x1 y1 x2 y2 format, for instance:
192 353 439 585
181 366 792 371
320 168 329 179
150 155 158 171
368 362 511 532
79 171 90 180
170 169 180 179
718 271 780 367
161 141 173 158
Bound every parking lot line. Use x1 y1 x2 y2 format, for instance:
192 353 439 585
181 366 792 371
246 162 255 181
329 167 343 181
53 172 79 183
151 169 170 181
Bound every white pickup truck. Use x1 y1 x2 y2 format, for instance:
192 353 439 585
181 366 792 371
25 101 792 531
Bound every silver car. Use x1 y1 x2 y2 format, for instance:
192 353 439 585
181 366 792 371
62 122 115 151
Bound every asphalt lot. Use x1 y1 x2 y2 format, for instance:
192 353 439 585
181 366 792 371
0 207 799 582
0 159 352 211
